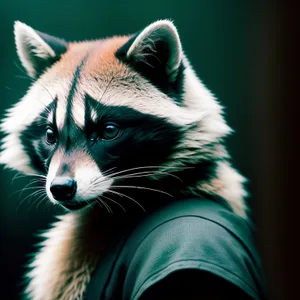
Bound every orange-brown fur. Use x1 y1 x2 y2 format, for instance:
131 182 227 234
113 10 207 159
48 37 130 80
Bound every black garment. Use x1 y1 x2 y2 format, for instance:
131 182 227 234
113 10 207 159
85 199 266 299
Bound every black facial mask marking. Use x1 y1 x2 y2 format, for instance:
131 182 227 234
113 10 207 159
20 101 57 173
84 96 182 177
19 93 218 208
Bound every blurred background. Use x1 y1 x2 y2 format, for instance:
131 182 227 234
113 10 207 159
0 0 297 299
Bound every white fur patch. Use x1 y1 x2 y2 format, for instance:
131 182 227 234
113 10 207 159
81 75 205 126
71 90 86 128
45 151 62 203
182 57 232 138
47 110 54 124
0 133 34 173
55 99 67 130
55 79 72 130
0 83 54 173
75 167 113 201
91 107 97 122
215 161 248 217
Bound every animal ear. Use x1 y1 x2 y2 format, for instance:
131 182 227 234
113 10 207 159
14 21 68 78
116 20 183 93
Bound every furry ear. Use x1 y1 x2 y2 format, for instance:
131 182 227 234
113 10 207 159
14 21 68 78
116 20 183 93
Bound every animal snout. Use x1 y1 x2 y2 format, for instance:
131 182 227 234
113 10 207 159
50 177 77 201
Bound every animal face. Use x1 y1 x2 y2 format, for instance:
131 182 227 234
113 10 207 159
0 20 232 211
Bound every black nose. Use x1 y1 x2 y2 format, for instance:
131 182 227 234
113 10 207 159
50 177 77 201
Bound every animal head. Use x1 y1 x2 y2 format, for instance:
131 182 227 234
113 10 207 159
0 20 246 215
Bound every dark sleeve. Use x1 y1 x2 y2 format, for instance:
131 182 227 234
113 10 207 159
123 216 263 300
140 269 252 300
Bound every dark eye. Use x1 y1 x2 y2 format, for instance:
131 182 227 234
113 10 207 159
46 127 56 144
101 123 121 140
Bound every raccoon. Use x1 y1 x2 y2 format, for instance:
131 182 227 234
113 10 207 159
0 20 247 299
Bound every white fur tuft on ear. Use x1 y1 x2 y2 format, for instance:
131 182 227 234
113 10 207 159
14 21 56 77
126 20 183 81
14 21 67 78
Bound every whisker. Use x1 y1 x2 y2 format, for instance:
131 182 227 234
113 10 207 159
110 171 183 182
101 167 117 177
25 173 47 179
11 172 27 184
35 193 48 211
17 189 45 212
28 194 45 211
25 189 46 204
104 165 191 179
101 195 126 212
96 198 112 214
92 170 182 188
12 183 45 199
94 199 104 209
90 165 191 191
90 167 117 185
10 172 46 186
15 186 44 195
102 199 113 214
112 185 173 197
12 180 39 192
107 189 145 212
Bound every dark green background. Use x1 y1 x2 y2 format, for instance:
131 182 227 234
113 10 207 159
0 1 261 299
